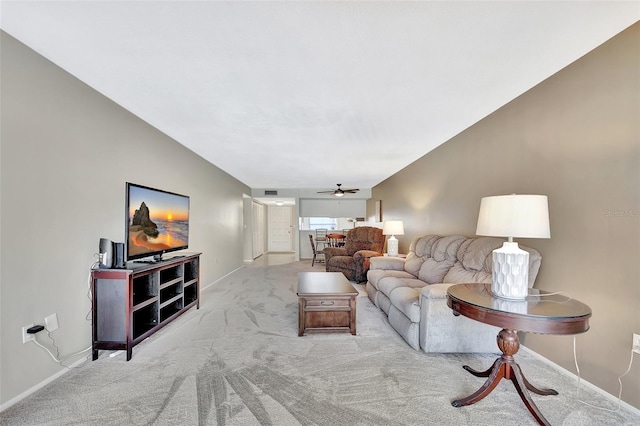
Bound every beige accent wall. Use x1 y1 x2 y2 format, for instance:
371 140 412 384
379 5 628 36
0 32 250 406
370 23 639 408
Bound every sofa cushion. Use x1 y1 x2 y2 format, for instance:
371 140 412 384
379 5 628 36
442 263 492 285
378 276 426 298
389 287 421 323
388 306 420 350
457 237 503 273
413 235 440 258
417 236 466 284
367 269 415 290
442 237 542 286
403 235 440 276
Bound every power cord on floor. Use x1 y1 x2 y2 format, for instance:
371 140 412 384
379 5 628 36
32 330 91 369
573 335 635 412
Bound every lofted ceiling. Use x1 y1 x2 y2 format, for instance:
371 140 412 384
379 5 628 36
1 1 638 192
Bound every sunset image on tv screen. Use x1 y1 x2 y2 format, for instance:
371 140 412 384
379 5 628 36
128 185 189 257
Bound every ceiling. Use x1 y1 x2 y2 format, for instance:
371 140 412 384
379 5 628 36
1 1 638 192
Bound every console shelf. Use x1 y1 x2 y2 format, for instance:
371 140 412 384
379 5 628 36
91 253 200 361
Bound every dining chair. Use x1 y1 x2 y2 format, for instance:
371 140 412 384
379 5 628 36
315 228 328 250
308 234 325 267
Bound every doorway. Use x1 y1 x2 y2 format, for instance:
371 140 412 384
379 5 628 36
268 205 294 252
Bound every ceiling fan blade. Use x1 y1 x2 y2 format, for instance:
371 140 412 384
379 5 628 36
317 184 359 195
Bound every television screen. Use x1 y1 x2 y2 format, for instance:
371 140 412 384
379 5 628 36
125 182 190 261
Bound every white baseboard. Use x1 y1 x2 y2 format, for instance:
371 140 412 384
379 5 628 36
0 356 87 412
520 345 640 417
200 265 244 291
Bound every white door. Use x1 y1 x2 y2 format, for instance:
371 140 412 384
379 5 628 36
252 201 265 259
268 206 293 252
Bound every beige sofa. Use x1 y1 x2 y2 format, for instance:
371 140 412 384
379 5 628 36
366 235 542 353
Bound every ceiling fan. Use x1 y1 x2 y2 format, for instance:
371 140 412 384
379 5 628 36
317 184 360 197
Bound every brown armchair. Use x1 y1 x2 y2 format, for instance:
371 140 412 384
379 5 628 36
324 226 385 283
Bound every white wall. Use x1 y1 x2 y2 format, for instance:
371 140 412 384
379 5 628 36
0 32 250 407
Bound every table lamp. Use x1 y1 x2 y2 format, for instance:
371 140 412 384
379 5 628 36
476 194 550 300
383 220 404 257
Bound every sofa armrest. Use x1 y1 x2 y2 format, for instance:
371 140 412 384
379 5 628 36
370 256 405 271
352 251 383 283
353 250 383 260
420 283 456 300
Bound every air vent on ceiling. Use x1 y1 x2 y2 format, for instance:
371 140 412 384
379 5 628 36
264 190 278 196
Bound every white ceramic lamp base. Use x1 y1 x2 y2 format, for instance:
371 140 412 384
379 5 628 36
387 236 399 257
491 242 529 300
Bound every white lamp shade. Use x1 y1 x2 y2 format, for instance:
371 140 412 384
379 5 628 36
383 220 404 236
476 194 550 300
476 195 550 239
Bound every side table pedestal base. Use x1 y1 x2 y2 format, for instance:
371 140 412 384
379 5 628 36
451 329 558 426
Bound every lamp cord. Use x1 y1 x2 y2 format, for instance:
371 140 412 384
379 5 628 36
573 335 634 413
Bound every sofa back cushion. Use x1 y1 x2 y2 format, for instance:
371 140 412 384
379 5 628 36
345 226 385 256
417 236 467 284
443 237 542 287
403 235 440 276
404 235 543 287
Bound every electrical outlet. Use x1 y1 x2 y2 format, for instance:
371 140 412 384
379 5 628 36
633 333 640 354
22 324 35 344
45 313 59 332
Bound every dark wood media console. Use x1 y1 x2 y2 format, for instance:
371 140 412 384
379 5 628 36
91 253 201 361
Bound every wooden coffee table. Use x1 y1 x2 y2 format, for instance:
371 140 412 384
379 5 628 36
297 272 358 336
447 283 592 426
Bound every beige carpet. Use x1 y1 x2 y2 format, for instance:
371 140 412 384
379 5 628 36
2 259 638 425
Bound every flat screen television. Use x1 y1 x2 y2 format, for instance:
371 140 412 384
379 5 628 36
125 182 190 262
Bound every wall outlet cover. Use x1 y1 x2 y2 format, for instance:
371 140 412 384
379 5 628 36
45 313 59 332
633 333 640 354
22 324 35 344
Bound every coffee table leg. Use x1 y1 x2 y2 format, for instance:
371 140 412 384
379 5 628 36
452 329 555 426
298 298 304 336
350 296 356 335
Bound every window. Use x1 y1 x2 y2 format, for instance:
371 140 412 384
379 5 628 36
302 217 337 231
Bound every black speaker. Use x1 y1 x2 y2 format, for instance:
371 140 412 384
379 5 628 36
114 242 126 269
98 238 114 269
